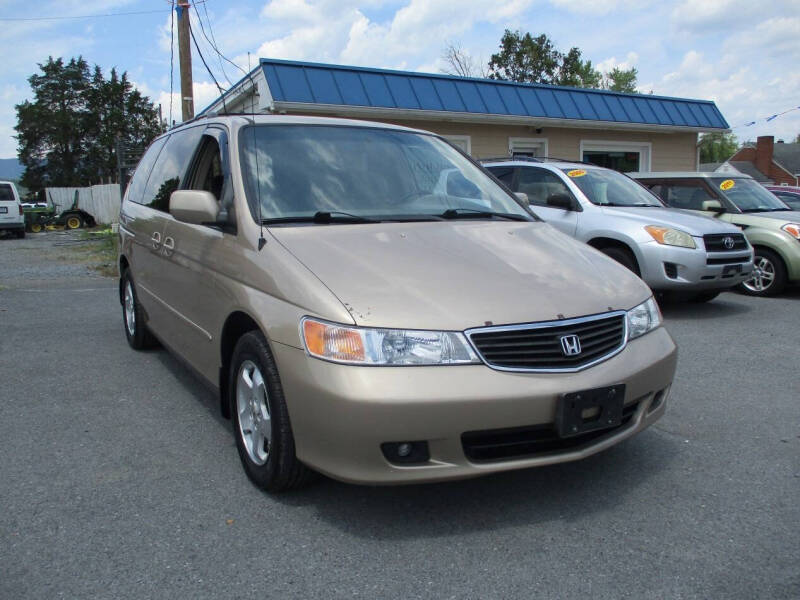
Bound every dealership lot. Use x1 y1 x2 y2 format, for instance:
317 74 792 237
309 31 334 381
1 234 798 599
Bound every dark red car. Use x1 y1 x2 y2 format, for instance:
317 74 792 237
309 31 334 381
765 185 800 211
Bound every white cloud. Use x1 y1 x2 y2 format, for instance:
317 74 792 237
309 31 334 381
596 51 639 74
548 0 654 15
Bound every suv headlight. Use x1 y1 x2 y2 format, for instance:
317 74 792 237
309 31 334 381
627 297 661 340
781 223 800 240
644 225 696 249
301 318 481 365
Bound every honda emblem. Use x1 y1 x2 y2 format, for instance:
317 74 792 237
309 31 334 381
560 334 582 356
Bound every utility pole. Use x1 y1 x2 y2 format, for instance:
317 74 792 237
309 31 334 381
176 0 194 121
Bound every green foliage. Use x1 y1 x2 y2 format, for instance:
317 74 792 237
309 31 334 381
14 56 163 191
487 30 638 92
604 67 638 93
698 132 739 164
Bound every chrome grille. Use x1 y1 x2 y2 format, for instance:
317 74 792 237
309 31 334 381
467 312 627 372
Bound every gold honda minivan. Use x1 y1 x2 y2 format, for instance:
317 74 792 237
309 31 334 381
118 115 676 491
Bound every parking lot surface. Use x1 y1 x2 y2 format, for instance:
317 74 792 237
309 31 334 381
1 233 798 599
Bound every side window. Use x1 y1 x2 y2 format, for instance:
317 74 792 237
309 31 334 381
125 137 167 205
663 182 714 210
488 167 514 188
141 126 204 212
0 183 14 201
189 137 225 200
517 167 572 207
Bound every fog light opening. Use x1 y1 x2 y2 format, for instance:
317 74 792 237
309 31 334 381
664 262 679 279
649 386 670 414
381 441 430 465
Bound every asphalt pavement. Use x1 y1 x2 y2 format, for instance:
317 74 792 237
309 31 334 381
1 232 798 599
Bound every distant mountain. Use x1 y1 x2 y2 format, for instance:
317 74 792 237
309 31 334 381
0 158 23 180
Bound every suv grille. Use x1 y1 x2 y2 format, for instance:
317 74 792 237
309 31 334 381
467 312 626 372
703 233 747 251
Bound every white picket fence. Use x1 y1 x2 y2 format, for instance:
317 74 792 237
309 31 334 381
45 184 122 225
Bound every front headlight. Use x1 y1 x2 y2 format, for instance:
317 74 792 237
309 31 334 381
644 225 696 249
301 317 481 365
781 223 800 240
627 297 661 340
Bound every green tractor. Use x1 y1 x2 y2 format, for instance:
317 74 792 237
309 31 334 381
24 190 97 232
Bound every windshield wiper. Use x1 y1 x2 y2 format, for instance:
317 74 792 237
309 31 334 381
261 211 380 225
439 208 531 221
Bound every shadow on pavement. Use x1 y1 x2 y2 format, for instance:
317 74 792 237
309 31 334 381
659 295 753 319
270 431 679 541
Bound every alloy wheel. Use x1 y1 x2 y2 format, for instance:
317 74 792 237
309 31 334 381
236 360 271 466
124 281 136 335
743 255 775 292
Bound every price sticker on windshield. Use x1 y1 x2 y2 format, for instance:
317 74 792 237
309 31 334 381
567 169 587 178
719 179 735 191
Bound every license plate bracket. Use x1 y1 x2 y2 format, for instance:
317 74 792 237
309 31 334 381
556 384 625 438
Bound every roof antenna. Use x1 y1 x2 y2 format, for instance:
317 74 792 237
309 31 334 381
248 51 266 251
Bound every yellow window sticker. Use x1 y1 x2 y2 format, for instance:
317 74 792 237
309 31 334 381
719 179 735 191
567 169 587 178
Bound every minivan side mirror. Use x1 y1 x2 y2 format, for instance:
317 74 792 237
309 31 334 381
170 190 219 225
547 192 573 210
701 199 725 214
514 192 528 203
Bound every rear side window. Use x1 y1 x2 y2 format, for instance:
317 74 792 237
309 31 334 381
488 167 514 188
126 137 167 205
0 183 15 201
140 126 204 212
517 167 572 207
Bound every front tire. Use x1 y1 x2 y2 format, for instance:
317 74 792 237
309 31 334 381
121 270 158 349
599 246 640 277
229 331 311 492
739 248 786 296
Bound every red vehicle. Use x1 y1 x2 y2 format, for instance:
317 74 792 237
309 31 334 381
765 185 800 211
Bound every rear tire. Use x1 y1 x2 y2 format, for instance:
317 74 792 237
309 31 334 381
739 248 786 296
599 246 640 277
229 331 312 492
121 269 158 350
16 228 25 239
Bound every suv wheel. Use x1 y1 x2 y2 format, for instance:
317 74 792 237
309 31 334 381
740 248 786 296
599 246 640 277
229 331 312 492
121 270 158 349
16 228 25 239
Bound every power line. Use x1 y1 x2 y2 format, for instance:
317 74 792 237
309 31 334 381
193 3 232 87
0 9 170 21
191 4 249 81
188 21 228 114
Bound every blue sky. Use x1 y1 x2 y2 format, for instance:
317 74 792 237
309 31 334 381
1 0 798 159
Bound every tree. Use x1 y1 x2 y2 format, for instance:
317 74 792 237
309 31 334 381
604 67 638 93
698 132 739 164
15 56 162 190
441 42 485 78
485 30 638 92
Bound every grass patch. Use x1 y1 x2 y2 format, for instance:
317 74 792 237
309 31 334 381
66 227 119 277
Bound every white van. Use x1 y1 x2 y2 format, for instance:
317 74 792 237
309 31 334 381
0 181 25 238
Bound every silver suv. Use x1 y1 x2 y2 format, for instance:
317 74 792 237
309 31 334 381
0 181 25 238
484 159 753 302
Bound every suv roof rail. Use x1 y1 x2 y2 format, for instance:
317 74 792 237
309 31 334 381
479 155 597 166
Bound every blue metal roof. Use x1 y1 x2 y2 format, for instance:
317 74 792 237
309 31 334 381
258 58 728 130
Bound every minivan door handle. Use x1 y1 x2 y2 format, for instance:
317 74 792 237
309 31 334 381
151 231 161 250
163 236 175 257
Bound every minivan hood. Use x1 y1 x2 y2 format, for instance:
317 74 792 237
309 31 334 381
600 206 740 236
270 221 650 330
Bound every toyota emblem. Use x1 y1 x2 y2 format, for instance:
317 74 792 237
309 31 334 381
723 236 735 249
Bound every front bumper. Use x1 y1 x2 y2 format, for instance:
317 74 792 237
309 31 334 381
272 326 677 485
639 240 753 291
0 221 24 231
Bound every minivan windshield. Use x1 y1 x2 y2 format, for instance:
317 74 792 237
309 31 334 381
239 125 533 223
712 177 793 212
561 167 663 207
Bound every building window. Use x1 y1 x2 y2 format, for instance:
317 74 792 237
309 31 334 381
580 140 652 172
443 135 471 155
509 137 548 158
